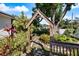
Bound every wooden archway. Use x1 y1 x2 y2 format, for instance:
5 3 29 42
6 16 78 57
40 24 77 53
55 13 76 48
26 9 54 37
26 9 54 54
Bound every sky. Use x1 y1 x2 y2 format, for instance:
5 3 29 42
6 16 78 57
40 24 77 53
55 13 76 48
0 3 79 24
0 3 36 19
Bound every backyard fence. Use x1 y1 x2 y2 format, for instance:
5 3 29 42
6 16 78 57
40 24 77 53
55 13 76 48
51 41 79 56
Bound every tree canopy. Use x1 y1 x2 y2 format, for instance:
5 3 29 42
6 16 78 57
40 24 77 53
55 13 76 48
33 3 75 26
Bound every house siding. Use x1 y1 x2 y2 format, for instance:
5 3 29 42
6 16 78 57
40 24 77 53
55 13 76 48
0 16 11 30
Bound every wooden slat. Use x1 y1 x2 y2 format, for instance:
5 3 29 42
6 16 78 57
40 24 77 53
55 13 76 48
72 48 75 56
77 48 79 56
54 45 56 53
66 48 70 56
69 48 72 56
52 45 55 52
56 45 58 53
52 44 55 52
62 47 64 55
59 46 61 54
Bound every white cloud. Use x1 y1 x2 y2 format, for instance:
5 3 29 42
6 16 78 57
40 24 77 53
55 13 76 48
71 3 79 9
0 3 9 11
13 6 29 12
0 3 29 12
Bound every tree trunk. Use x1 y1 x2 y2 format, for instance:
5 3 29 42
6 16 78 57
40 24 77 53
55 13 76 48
49 8 59 55
49 5 68 55
49 25 57 55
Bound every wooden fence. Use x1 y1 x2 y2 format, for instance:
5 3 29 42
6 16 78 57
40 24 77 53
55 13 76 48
51 41 79 56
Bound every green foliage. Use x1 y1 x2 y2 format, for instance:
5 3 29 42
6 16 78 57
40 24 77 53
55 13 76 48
33 3 74 25
33 3 63 25
33 27 49 36
35 3 63 17
12 31 27 49
64 28 75 36
40 34 50 44
54 34 78 43
0 39 6 48
32 24 49 36
74 27 79 38
0 31 28 56
60 18 79 36
32 19 41 27
13 12 29 32
59 19 71 28
11 50 23 56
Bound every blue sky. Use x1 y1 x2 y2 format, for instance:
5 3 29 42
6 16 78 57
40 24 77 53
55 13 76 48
0 3 79 24
0 3 36 18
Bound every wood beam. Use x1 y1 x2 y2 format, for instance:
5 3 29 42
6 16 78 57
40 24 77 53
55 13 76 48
26 11 38 28
37 9 53 27
26 9 54 29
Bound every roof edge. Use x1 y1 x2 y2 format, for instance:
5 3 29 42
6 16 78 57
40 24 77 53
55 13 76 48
0 11 14 19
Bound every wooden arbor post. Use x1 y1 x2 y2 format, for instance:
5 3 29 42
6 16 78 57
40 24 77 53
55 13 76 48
27 26 31 42
26 26 32 53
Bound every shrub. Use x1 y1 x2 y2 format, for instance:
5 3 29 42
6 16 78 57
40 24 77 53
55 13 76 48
40 34 50 44
54 34 78 43
0 31 28 55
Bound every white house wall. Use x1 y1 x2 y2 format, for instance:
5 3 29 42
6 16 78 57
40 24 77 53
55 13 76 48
0 16 11 30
